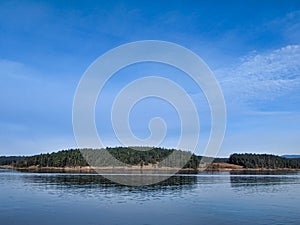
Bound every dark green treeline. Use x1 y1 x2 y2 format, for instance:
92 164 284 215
229 153 300 169
8 147 200 169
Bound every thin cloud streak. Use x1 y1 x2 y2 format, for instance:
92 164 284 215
216 45 300 107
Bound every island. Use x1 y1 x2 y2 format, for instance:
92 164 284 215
1 147 300 173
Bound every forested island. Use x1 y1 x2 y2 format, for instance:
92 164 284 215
229 153 300 169
0 147 300 173
0 147 200 173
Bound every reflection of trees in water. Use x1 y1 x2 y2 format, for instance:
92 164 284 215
230 170 299 175
230 173 300 194
21 174 198 199
230 176 298 185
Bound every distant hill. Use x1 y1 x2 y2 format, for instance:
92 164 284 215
1 147 200 170
229 153 300 169
2 149 300 171
281 155 300 159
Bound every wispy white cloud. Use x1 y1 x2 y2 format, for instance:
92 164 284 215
216 45 300 107
243 110 293 116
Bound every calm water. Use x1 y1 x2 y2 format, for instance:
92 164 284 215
0 169 299 225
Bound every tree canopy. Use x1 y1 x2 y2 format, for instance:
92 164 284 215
229 153 300 169
9 147 200 169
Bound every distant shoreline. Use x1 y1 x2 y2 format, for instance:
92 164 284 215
1 163 299 174
2 149 300 173
0 165 198 174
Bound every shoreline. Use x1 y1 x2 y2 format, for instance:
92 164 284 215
0 165 198 174
1 163 299 174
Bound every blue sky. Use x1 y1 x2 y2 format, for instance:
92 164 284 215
1 0 300 157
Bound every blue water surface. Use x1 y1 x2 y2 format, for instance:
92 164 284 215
0 169 299 225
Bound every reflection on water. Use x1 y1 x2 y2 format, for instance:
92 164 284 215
230 173 300 195
230 170 300 175
229 171 300 185
230 175 300 186
0 169 299 225
19 174 199 200
4 170 300 197
22 173 198 188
